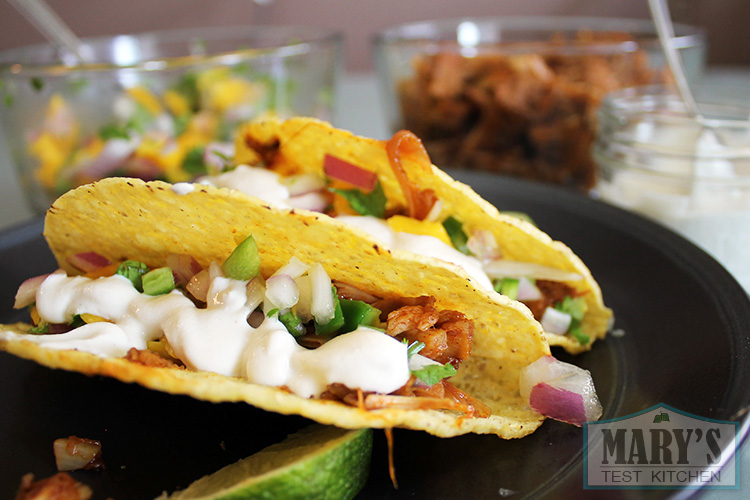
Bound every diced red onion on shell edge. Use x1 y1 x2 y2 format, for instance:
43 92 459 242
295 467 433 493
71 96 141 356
14 274 50 309
520 355 602 426
166 254 202 287
65 252 111 273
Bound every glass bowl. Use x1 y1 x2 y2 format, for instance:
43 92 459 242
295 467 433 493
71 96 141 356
0 25 342 213
373 16 706 191
593 84 750 291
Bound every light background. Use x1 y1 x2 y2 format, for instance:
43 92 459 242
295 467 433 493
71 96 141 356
0 0 747 71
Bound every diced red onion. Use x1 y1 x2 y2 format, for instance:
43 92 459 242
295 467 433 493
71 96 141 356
288 192 329 212
114 156 163 181
484 260 583 282
310 263 335 324
323 154 377 191
520 355 602 426
520 355 570 397
208 261 224 280
517 276 543 301
246 277 266 312
204 142 235 172
53 437 104 471
423 199 443 223
265 274 299 309
540 307 572 335
284 174 326 196
467 229 502 262
186 270 211 302
65 252 111 273
75 138 136 179
14 274 50 309
166 254 203 287
272 256 310 280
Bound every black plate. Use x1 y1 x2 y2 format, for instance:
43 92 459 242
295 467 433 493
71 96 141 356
1 172 749 499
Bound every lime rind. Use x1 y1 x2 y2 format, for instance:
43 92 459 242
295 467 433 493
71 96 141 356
164 425 372 500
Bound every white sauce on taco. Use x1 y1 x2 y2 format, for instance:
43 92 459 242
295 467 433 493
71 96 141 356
199 165 291 207
0 270 410 399
336 215 493 290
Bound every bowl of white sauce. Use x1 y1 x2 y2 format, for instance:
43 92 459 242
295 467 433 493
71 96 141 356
593 84 750 292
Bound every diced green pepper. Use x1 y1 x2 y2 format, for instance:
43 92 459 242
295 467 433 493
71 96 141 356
222 235 261 281
314 286 345 336
340 299 381 333
569 326 591 345
555 296 587 324
442 216 470 255
182 146 208 175
115 260 150 292
279 310 305 337
68 315 86 328
555 296 589 344
142 267 176 296
494 277 520 300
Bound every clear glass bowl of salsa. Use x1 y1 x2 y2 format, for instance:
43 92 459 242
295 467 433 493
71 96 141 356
0 25 342 213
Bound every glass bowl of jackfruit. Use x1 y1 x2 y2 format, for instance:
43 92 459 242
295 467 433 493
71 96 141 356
0 26 341 213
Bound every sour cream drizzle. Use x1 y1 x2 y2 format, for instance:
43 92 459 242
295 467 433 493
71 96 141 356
337 215 494 290
0 270 410 398
199 165 292 208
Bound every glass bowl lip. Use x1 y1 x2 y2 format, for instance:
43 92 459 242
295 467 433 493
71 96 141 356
373 15 705 53
599 84 750 130
0 25 342 75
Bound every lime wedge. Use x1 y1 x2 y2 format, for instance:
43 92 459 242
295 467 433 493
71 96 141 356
164 425 372 500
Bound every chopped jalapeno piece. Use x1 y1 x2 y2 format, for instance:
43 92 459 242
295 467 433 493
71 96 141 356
142 267 175 296
115 260 150 292
495 278 520 300
279 310 305 337
222 235 261 281
442 216 470 255
340 299 381 333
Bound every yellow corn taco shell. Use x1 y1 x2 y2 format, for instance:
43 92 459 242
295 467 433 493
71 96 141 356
236 117 612 354
0 178 550 438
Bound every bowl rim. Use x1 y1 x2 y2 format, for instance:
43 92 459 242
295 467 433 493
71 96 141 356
599 84 750 129
0 25 342 75
372 15 705 53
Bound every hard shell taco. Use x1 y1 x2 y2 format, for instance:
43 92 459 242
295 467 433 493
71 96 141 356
0 178 601 438
229 117 613 354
